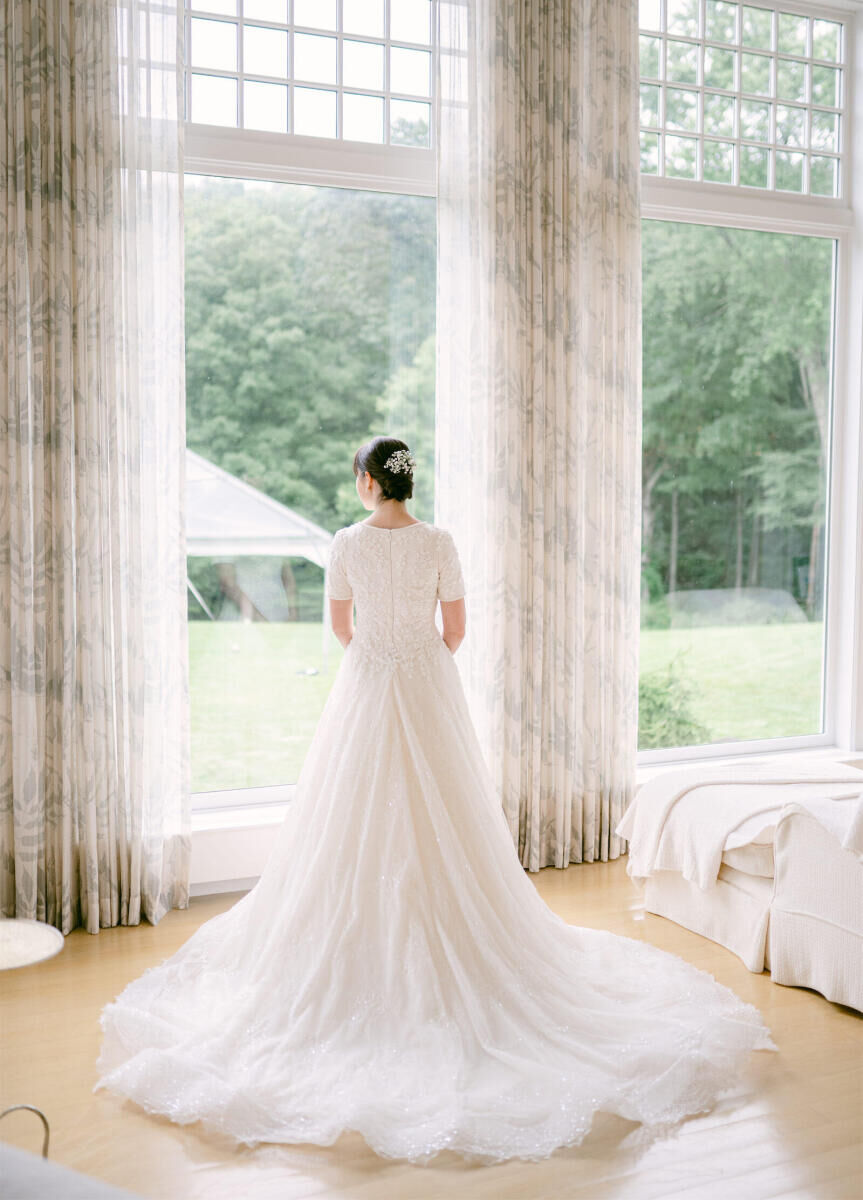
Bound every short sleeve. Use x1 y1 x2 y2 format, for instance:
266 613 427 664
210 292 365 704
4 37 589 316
325 531 353 600
437 529 465 602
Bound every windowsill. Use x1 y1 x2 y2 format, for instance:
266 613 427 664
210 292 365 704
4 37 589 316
192 742 863 835
189 742 863 894
192 803 288 832
632 743 863 785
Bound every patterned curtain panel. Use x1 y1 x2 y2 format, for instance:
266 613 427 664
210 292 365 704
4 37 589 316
1 1 190 933
435 1 642 870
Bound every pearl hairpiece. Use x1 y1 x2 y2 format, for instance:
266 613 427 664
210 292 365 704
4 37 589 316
384 449 416 475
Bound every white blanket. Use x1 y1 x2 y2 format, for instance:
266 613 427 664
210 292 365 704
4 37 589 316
616 758 863 890
843 796 863 858
775 793 863 860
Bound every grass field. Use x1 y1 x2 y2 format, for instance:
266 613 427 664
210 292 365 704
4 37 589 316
639 621 824 745
189 620 825 793
189 622 343 794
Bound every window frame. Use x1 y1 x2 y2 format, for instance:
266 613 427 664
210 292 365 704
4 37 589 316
636 203 856 768
638 0 863 766
183 0 437 184
184 0 863 812
185 122 435 194
639 0 852 198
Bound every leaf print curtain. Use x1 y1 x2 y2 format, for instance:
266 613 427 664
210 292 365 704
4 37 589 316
1 0 190 933
435 0 642 870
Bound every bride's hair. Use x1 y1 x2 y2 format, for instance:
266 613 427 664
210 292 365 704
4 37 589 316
353 436 414 502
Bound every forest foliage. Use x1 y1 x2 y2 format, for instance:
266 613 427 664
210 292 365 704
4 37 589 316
185 178 833 624
185 178 436 532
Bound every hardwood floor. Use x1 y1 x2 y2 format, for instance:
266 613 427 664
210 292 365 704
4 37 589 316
2 857 861 1200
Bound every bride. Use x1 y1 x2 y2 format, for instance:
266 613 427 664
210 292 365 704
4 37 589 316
95 435 777 1164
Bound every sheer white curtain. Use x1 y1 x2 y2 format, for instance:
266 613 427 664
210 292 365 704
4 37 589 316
1 0 189 933
436 0 642 870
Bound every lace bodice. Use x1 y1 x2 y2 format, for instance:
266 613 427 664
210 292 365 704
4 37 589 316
325 521 465 673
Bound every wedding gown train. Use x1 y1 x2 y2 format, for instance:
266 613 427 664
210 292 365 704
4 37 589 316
96 520 777 1164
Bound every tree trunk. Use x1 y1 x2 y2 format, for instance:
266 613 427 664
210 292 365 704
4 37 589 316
799 360 828 465
806 519 821 616
734 490 744 591
747 509 760 587
217 562 265 622
799 361 827 617
281 559 300 621
641 462 665 606
668 485 679 595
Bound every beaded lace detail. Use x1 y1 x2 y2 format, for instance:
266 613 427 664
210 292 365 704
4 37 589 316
327 522 465 678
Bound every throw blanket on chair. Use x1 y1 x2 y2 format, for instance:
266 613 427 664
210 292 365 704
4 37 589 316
616 759 863 890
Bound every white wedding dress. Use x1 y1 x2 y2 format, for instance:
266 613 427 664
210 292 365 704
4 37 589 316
96 520 777 1164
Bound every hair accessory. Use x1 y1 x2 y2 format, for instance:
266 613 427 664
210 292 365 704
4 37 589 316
384 449 416 475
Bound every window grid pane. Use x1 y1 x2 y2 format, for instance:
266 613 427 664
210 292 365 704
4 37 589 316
639 1 845 197
184 0 434 148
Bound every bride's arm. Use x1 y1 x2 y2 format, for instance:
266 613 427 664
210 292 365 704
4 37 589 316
440 598 466 655
330 598 354 649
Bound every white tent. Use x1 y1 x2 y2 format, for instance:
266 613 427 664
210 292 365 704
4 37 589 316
186 448 333 567
185 451 335 664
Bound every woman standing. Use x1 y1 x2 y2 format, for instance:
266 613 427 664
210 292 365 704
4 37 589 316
96 435 776 1163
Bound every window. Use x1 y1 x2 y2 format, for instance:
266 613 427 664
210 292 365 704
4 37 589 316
639 221 836 750
183 5 436 806
185 0 434 146
639 0 846 195
184 175 435 796
182 1 860 802
637 0 858 758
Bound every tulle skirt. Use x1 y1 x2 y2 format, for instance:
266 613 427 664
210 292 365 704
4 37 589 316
95 636 777 1164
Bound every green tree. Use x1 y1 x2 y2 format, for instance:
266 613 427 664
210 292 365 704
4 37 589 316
641 220 833 618
184 178 435 532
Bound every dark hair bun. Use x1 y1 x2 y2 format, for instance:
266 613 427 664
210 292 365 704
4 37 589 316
353 436 415 503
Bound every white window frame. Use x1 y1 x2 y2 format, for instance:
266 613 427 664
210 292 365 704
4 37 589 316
639 0 851 198
185 2 436 152
638 0 863 766
186 0 863 815
185 20 434 813
185 122 434 194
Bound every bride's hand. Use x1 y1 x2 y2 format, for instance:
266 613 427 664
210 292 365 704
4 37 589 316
440 598 466 654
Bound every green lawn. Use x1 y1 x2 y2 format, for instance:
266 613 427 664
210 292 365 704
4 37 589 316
639 621 824 745
189 620 825 793
189 622 343 793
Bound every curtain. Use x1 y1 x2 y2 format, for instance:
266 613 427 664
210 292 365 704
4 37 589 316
435 1 642 870
1 0 190 933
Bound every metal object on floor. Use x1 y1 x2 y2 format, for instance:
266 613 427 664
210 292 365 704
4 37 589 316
0 1105 50 1158
1 916 65 1159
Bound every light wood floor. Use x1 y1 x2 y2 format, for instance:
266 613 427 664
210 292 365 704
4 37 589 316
2 858 861 1200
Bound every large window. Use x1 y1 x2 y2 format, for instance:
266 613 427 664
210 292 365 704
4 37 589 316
183 0 859 802
185 175 435 794
635 0 856 758
638 221 835 750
